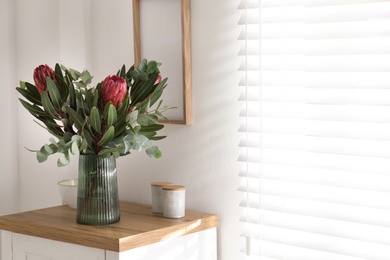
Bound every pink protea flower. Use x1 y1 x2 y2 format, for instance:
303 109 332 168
33 64 57 95
100 75 127 108
154 75 162 85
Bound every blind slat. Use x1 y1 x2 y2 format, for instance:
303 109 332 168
240 195 390 227
239 148 390 175
241 224 390 260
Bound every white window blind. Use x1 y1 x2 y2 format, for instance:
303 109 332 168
238 0 390 259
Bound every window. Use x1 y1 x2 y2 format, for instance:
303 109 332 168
238 1 390 259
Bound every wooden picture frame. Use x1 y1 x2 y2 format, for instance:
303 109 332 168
133 0 192 125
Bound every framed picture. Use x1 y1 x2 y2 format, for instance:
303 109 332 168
133 0 192 125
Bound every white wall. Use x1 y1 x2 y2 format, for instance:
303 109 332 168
0 0 19 215
5 0 242 259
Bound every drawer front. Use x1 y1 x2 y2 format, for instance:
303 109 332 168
13 233 105 260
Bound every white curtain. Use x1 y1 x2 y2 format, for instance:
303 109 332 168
238 0 390 259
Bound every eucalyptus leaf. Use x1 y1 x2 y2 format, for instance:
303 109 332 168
138 59 147 72
127 110 139 127
146 146 162 158
81 70 93 84
37 151 48 163
57 153 70 167
44 144 53 154
71 141 80 156
137 114 158 126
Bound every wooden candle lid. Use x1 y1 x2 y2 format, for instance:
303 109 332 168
151 182 173 187
162 185 185 191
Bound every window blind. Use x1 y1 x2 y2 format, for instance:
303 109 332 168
238 0 390 259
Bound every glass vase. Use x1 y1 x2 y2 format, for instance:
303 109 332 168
76 154 120 225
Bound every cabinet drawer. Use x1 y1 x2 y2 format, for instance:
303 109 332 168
13 233 105 260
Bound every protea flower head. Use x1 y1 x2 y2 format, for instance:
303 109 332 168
155 75 162 85
33 64 57 95
100 75 127 108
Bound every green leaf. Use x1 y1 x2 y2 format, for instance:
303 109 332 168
117 95 129 119
146 146 162 158
18 99 46 117
138 114 158 126
119 64 126 78
68 75 76 110
24 82 42 104
126 65 135 78
79 138 88 153
98 125 115 146
139 124 164 132
16 87 41 105
65 106 85 132
138 98 150 114
132 73 158 105
129 70 139 81
68 68 81 80
55 64 64 81
147 60 159 74
83 129 94 151
127 110 139 128
33 116 63 137
63 132 73 142
98 146 124 156
90 107 101 133
102 101 113 119
43 144 53 154
149 78 167 107
57 153 70 167
149 135 166 141
81 70 93 84
41 92 58 118
37 151 48 163
70 140 80 156
107 104 117 127
85 88 96 111
138 59 147 72
138 71 148 81
46 77 62 110
19 81 27 90
113 120 126 137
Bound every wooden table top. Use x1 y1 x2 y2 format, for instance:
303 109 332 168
0 201 218 252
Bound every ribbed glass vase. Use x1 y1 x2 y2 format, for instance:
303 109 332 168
76 154 120 225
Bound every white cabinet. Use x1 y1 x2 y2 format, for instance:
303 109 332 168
0 202 218 260
0 228 216 260
106 228 217 260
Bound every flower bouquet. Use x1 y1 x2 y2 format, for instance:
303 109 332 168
16 59 170 167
